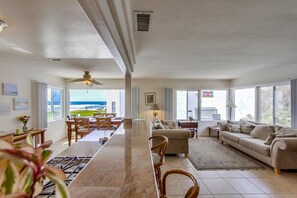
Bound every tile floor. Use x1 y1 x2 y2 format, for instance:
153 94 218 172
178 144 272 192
50 138 297 198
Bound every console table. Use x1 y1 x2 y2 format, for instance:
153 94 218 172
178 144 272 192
178 120 198 139
13 129 46 146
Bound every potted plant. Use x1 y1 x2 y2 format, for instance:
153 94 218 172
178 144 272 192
0 135 70 198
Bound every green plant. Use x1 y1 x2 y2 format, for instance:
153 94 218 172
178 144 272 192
0 135 70 198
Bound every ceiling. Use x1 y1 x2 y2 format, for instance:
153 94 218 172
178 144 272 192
1 0 297 80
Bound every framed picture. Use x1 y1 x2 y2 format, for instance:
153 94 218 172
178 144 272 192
2 83 18 96
145 92 156 106
0 103 11 115
13 98 29 110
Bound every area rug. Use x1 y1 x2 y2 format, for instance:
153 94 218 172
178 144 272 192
188 139 267 170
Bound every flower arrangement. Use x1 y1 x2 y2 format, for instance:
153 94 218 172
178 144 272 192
18 115 31 124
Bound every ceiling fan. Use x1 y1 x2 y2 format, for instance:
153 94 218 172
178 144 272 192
68 71 103 87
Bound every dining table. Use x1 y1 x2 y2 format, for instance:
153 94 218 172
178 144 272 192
65 117 123 146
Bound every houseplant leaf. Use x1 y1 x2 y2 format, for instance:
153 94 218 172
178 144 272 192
2 161 19 194
47 174 70 198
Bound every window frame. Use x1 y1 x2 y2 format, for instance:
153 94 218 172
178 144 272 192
47 86 65 122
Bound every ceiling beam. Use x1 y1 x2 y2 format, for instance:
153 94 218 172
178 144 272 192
78 0 135 76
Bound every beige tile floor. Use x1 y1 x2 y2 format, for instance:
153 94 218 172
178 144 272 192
50 138 297 198
162 154 297 198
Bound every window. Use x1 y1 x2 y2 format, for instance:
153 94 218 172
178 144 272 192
69 89 125 117
260 87 273 124
176 91 199 120
235 88 255 121
259 84 291 127
275 84 291 127
47 87 64 121
201 90 227 120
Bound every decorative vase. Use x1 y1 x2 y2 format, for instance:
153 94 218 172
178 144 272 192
22 123 28 133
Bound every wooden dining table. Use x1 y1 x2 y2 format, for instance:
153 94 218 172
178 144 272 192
65 117 123 146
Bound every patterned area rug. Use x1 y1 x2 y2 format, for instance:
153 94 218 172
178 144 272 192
188 139 267 170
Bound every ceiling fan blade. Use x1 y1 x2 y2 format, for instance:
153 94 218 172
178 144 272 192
90 79 103 85
68 78 85 83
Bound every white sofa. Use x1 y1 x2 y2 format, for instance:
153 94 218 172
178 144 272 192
218 120 297 174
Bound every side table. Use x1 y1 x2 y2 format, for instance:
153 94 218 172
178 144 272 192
177 121 198 139
208 126 220 142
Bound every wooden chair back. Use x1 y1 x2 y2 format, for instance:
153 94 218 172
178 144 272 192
96 117 112 130
74 118 91 141
161 169 199 198
149 135 168 167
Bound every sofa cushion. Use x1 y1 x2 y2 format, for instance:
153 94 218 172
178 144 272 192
228 124 241 132
222 131 254 143
276 128 297 137
239 138 271 157
264 133 276 145
240 122 256 134
250 125 275 140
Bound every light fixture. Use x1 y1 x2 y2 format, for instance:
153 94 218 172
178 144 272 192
0 19 8 32
150 104 160 118
226 99 236 120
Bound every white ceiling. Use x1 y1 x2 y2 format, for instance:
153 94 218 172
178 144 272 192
1 0 297 80
131 0 297 80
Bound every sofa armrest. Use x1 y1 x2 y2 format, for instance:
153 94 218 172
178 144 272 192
152 129 191 139
271 138 297 169
217 120 228 132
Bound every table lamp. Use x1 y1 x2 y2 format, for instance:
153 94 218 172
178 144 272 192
226 99 236 120
150 104 160 118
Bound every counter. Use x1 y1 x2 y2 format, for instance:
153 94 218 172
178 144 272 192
67 122 159 197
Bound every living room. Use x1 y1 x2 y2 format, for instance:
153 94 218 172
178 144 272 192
1 0 297 197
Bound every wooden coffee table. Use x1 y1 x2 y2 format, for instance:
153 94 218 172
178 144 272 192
178 120 198 139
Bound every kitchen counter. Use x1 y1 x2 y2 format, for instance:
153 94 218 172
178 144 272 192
67 122 159 198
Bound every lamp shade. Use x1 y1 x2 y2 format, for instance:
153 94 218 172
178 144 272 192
149 104 160 110
226 100 236 108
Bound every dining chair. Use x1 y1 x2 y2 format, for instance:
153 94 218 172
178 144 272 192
74 118 92 142
149 135 168 192
161 169 199 198
96 117 112 130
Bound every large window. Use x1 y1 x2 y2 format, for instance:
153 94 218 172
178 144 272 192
275 85 291 126
201 90 227 120
176 91 198 120
260 87 273 124
47 87 64 121
69 89 125 117
235 88 255 121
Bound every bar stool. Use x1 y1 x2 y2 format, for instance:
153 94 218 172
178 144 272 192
149 135 168 192
161 169 199 198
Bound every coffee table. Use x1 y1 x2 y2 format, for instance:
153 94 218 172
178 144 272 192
177 120 198 139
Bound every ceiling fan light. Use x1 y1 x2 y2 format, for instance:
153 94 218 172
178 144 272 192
0 19 8 32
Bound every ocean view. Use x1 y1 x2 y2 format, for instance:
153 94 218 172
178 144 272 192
70 101 107 110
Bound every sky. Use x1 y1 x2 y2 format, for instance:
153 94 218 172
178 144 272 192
70 90 107 101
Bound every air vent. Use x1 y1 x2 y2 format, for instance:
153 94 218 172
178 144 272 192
134 11 153 32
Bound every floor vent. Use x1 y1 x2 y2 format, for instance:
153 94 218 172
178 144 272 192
134 11 153 32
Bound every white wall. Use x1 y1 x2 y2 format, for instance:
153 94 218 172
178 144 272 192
131 79 230 120
0 59 66 143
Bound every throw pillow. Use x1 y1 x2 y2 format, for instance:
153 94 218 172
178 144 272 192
152 119 165 130
250 125 275 140
228 123 241 132
276 128 297 137
240 122 256 134
264 133 276 145
161 120 170 129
